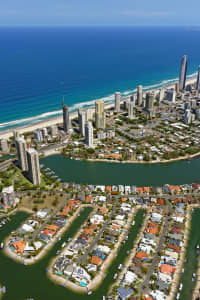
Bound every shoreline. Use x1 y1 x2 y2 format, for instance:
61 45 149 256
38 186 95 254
3 205 93 266
0 76 196 140
47 206 139 294
57 148 200 166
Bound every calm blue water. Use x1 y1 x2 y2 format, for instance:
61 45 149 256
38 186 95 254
0 26 200 130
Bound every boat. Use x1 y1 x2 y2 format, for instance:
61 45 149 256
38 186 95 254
87 290 92 295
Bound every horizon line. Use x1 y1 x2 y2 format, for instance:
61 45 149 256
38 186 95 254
0 24 200 28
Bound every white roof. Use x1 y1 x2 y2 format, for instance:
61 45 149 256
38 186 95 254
2 185 14 194
33 241 43 250
22 224 34 232
97 245 111 254
124 271 137 284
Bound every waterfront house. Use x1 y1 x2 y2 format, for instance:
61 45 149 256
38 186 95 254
64 264 74 276
160 264 175 276
123 271 137 285
72 266 91 284
11 240 26 254
117 286 134 300
91 256 103 266
86 264 97 272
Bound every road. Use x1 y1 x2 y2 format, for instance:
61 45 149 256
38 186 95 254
78 197 119 265
139 199 172 293
30 194 69 242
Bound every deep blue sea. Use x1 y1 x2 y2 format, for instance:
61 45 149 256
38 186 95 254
0 26 200 131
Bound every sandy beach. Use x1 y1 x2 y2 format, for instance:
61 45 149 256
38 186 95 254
0 77 196 140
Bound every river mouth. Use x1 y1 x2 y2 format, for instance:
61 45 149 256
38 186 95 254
41 154 200 186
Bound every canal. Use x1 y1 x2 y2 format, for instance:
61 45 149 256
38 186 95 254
0 209 145 299
41 154 200 186
178 208 200 300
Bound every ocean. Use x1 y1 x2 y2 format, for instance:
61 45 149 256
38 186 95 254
0 26 200 131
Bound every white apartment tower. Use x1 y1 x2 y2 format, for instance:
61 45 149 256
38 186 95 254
26 148 41 185
78 108 86 136
115 92 121 113
15 137 28 171
85 121 93 148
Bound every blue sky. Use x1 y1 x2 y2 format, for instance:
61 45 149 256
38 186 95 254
0 0 199 26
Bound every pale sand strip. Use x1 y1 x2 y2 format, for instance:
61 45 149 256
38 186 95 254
3 204 94 265
0 77 196 140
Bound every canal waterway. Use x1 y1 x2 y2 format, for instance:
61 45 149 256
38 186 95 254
0 208 145 299
179 208 200 300
41 155 200 186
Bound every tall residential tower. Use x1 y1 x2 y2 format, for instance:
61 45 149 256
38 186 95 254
15 137 28 171
62 103 70 134
137 85 143 106
78 108 86 136
179 55 187 91
26 148 41 185
95 100 105 129
115 92 121 113
85 121 93 148
196 66 200 94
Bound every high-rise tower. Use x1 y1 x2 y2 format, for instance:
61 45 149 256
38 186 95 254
137 85 143 106
62 103 70 133
115 92 121 113
95 100 105 129
26 148 41 185
78 108 86 136
15 137 28 171
179 55 187 91
85 121 93 148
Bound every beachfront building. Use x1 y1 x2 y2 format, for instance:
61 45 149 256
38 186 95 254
196 66 200 95
137 85 143 106
95 100 105 129
26 148 41 185
85 121 93 148
13 130 20 140
34 130 43 143
1 139 9 153
78 108 86 137
62 103 70 134
165 89 176 103
42 127 48 138
50 125 58 137
145 92 155 116
175 82 180 95
128 102 134 119
179 55 187 91
86 108 93 121
115 92 121 113
15 137 28 171
1 185 16 207
159 88 165 103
